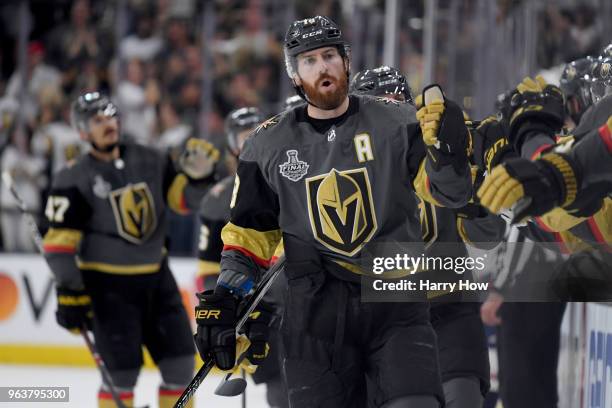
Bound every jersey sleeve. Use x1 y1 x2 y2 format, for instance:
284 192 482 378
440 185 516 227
217 147 282 296
42 168 92 289
195 214 225 292
570 116 612 188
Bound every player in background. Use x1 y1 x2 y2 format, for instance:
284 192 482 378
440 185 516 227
196 107 263 292
31 85 88 175
194 107 288 407
194 15 473 408
479 54 611 407
43 92 219 408
351 66 501 408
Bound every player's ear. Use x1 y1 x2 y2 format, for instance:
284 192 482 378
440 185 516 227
78 130 89 142
293 76 302 87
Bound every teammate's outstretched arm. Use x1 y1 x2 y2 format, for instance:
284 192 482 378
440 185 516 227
412 85 473 208
478 116 612 221
507 75 565 160
165 138 221 214
42 166 93 333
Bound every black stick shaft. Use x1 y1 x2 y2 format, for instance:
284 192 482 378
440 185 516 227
81 329 129 408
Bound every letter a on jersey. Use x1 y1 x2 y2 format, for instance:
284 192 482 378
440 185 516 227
109 182 157 244
306 168 377 256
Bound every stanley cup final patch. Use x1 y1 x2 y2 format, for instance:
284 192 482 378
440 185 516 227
279 150 309 182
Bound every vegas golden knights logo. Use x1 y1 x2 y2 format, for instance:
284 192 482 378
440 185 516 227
306 168 377 256
109 183 157 244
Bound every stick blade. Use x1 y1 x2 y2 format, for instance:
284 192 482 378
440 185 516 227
214 378 247 397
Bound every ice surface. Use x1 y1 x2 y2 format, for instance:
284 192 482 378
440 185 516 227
0 365 270 407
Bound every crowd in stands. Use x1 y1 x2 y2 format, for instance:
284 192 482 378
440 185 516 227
0 0 604 253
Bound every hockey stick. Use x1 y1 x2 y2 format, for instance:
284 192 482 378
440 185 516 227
1 171 44 253
172 256 286 408
1 171 147 408
241 369 247 408
80 327 145 408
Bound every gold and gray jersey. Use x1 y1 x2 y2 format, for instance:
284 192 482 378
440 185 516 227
522 100 612 249
218 95 472 287
43 142 209 287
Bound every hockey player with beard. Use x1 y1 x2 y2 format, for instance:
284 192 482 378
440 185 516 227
43 92 220 408
351 65 501 408
193 16 473 408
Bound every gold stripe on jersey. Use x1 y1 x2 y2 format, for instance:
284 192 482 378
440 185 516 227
590 198 612 244
167 174 189 215
77 260 160 274
456 218 472 245
43 228 83 253
413 159 442 206
419 200 438 249
221 222 282 264
536 207 587 232
557 229 592 253
272 238 285 259
197 260 220 277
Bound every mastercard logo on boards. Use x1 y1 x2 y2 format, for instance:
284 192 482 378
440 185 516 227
0 273 19 321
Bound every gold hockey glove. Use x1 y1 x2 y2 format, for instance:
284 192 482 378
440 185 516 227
477 153 578 222
179 138 220 180
416 84 469 174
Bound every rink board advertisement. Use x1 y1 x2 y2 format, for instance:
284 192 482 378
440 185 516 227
558 302 587 408
0 254 198 366
584 303 612 408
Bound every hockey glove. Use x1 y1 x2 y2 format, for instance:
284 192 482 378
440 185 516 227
477 117 517 174
179 138 220 181
508 75 565 152
477 153 579 222
243 300 273 365
194 289 238 371
194 289 273 370
55 287 93 333
416 84 469 174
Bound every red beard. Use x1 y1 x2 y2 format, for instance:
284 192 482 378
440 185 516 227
301 73 348 110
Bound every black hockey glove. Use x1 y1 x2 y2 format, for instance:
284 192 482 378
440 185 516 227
194 289 239 370
477 153 579 222
242 300 273 365
55 287 92 333
194 289 273 370
416 84 469 174
507 75 565 152
477 117 517 174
